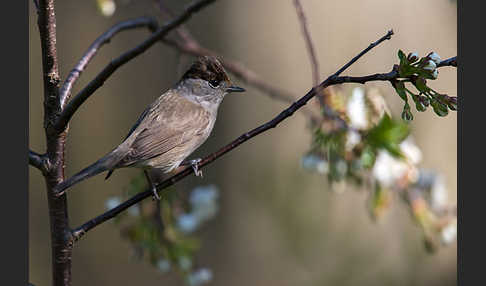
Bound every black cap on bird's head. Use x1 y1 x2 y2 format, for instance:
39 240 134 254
182 56 245 93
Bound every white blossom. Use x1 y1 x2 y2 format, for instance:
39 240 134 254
372 151 408 188
400 137 422 165
345 130 362 151
440 219 457 245
347 87 368 129
430 175 448 211
98 0 116 17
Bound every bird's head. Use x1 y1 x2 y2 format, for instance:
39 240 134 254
179 56 245 106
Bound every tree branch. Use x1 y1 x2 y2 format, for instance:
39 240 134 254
58 17 158 108
153 1 320 122
71 29 395 240
29 150 46 172
293 0 320 87
37 0 73 285
32 0 39 12
53 0 217 133
437 56 457 68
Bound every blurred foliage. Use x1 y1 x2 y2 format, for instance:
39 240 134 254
90 0 456 283
301 85 456 253
107 173 218 286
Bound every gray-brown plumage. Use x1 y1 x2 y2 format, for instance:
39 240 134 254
54 56 245 197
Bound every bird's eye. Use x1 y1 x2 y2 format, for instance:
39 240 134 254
208 80 220 88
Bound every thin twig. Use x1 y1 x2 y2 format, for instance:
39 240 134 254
29 150 46 172
291 0 331 118
71 29 395 239
59 17 158 108
154 0 319 120
53 0 217 133
333 30 394 78
293 0 320 87
164 39 298 104
437 56 457 68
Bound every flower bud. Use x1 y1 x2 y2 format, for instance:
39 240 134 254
407 52 419 62
401 109 413 121
423 60 437 71
446 96 457 111
427 52 441 65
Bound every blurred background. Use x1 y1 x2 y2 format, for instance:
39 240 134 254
29 0 457 285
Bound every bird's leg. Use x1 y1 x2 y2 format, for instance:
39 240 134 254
181 158 203 177
144 170 160 200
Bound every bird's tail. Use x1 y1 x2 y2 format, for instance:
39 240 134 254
53 148 125 196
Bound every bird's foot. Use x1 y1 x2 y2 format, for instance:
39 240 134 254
184 158 203 177
151 185 161 201
144 170 160 201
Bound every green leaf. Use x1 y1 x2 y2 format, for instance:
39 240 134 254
397 50 409 67
398 64 415 78
366 115 409 158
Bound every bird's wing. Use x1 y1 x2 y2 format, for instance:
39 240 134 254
122 106 151 141
119 94 211 167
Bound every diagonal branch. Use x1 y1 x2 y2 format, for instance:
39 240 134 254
59 17 158 108
333 30 394 77
71 29 395 240
437 56 457 68
154 1 319 121
164 39 299 105
156 1 313 102
53 0 217 133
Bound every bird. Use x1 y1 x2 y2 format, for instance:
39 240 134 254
53 55 245 199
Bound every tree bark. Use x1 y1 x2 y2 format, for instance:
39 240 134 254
37 0 73 285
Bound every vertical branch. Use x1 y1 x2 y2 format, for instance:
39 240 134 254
292 0 335 112
37 0 72 285
293 0 320 87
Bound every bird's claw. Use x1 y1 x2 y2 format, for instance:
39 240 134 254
151 186 161 201
189 158 203 177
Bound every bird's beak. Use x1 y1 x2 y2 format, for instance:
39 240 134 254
226 86 246 93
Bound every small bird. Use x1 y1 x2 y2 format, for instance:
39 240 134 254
54 56 245 199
